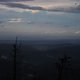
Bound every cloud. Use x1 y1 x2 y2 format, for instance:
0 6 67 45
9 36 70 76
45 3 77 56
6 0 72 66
8 18 24 23
75 31 80 34
8 18 36 24
2 2 44 10
0 18 24 28
47 4 80 13
0 0 34 2
0 2 80 13
0 18 34 26
0 3 43 13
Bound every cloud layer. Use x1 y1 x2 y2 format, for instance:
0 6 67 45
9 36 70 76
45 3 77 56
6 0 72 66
2 2 44 10
1 2 80 13
0 0 34 2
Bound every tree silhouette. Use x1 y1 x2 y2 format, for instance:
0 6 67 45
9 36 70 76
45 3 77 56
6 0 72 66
13 37 18 80
57 55 71 80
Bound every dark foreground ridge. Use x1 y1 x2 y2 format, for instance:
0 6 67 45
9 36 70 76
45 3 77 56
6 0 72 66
0 40 80 80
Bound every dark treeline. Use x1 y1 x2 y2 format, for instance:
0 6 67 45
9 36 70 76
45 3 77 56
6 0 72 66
0 40 80 80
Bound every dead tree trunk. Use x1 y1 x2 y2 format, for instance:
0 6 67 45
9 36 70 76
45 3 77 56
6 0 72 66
13 37 18 80
57 55 71 80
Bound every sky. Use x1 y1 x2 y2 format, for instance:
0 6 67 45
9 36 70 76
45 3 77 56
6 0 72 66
0 0 80 40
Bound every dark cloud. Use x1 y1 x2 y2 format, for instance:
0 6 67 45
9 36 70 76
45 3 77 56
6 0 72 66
0 0 34 2
47 4 80 13
2 3 45 10
1 2 80 13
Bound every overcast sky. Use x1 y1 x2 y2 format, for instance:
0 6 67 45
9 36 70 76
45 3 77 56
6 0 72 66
0 0 80 40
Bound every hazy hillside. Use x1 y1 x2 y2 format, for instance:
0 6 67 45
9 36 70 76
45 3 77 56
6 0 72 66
0 40 80 80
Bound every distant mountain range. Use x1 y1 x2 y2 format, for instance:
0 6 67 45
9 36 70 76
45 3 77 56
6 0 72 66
0 39 80 45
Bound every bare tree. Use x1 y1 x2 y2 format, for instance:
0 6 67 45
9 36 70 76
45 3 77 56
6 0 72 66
13 37 18 80
57 55 71 80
